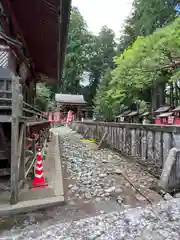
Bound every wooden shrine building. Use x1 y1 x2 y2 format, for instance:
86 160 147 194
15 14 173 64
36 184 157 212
55 94 87 120
115 110 130 122
154 106 171 124
0 0 71 204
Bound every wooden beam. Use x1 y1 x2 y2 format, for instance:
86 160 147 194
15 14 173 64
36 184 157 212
10 76 20 204
18 123 25 181
98 132 108 149
2 1 29 55
0 124 7 150
2 0 35 75
83 128 89 138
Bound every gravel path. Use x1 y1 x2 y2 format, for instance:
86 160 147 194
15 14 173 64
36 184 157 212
0 126 179 239
60 127 162 212
1 199 180 239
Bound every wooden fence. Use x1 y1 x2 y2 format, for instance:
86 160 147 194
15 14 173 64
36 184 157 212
72 121 180 190
0 76 50 204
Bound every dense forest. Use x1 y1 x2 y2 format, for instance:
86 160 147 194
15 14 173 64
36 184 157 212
37 0 180 121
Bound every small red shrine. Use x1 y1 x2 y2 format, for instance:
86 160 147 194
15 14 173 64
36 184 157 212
154 106 172 125
55 93 87 124
115 110 131 122
172 106 180 125
154 106 180 125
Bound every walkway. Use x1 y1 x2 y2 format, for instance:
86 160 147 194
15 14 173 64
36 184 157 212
0 127 180 239
59 127 162 212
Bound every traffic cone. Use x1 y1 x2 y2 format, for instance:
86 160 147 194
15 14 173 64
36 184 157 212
29 148 48 189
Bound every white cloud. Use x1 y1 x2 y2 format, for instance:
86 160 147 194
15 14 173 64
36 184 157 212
72 0 133 37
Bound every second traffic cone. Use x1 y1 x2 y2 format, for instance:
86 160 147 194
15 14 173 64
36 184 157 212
30 148 48 189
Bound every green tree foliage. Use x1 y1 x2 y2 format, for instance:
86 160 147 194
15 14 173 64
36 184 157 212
117 15 136 54
85 26 117 106
134 0 179 36
47 7 117 110
58 3 179 122
94 17 180 120
94 68 128 120
114 17 180 95
93 68 113 120
61 7 90 93
117 0 179 54
61 10 117 106
35 83 54 111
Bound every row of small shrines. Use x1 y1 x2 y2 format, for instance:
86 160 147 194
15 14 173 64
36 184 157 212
48 106 179 126
54 94 180 125
47 110 84 125
115 105 180 125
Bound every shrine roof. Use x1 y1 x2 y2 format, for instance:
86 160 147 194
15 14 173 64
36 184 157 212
116 110 131 118
155 106 170 113
55 94 87 105
127 111 138 117
141 112 150 116
172 106 180 112
157 112 173 117
9 0 71 81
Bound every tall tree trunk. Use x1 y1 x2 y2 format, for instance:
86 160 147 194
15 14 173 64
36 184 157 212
151 87 157 112
175 83 178 107
158 83 165 106
170 83 174 107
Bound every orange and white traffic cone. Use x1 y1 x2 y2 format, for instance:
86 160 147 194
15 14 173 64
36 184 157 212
30 147 48 189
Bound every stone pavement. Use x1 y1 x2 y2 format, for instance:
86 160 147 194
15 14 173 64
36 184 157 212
0 126 180 239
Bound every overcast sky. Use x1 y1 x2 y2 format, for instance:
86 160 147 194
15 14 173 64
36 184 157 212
72 0 134 38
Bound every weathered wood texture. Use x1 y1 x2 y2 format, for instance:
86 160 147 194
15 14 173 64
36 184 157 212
72 121 180 190
11 77 20 204
0 76 50 204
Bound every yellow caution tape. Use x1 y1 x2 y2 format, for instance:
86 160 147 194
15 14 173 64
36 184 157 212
80 138 96 143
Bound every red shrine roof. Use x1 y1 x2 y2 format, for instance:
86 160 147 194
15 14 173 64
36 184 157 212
8 0 71 81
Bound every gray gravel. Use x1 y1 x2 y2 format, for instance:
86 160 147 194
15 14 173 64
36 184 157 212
0 127 179 239
1 199 180 239
60 127 161 209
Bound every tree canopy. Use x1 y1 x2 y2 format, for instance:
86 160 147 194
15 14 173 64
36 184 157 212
134 0 179 36
94 17 180 119
84 26 116 106
35 7 117 111
117 0 179 54
61 7 90 94
35 83 54 111
59 7 117 107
